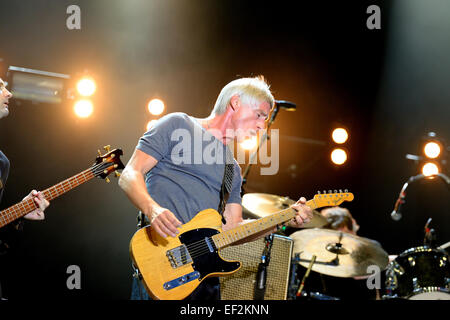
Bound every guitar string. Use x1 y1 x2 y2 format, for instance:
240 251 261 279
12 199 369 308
171 214 293 262
1 161 115 223
155 196 342 262
169 201 343 262
179 214 292 261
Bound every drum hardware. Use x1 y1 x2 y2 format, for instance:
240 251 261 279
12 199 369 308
290 228 389 278
424 218 437 248
438 241 450 250
302 291 340 301
296 254 316 297
287 254 301 300
288 253 341 301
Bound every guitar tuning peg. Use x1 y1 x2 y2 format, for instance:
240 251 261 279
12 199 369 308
323 190 327 194
333 189 337 193
97 149 102 156
339 189 343 193
317 191 321 194
105 177 110 183
115 171 121 177
344 189 348 193
103 145 111 152
328 190 332 194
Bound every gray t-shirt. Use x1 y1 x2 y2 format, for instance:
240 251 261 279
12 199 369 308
136 112 242 224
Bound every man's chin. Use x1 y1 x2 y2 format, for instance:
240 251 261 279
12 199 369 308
0 109 9 119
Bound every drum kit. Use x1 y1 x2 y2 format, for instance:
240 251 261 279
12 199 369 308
242 193 450 300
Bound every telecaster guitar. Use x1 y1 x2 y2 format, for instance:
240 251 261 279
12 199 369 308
129 191 354 300
0 146 124 229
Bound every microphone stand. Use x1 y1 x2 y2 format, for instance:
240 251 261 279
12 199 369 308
423 218 437 248
391 172 450 221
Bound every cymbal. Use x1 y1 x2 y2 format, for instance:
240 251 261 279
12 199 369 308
242 193 327 228
291 228 389 277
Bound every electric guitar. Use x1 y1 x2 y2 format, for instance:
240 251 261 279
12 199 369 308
0 146 124 229
129 190 354 300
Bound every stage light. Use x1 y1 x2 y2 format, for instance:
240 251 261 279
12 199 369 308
147 98 165 116
74 99 93 118
406 131 448 177
240 136 258 150
331 148 347 165
76 78 96 97
423 141 441 159
332 128 348 144
7 66 70 104
146 119 158 131
422 162 440 177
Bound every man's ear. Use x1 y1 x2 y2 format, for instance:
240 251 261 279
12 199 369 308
229 94 240 111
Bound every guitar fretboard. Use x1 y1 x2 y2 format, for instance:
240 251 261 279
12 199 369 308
0 168 95 228
212 199 318 249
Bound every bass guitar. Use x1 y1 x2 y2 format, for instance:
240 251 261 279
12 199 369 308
0 146 124 228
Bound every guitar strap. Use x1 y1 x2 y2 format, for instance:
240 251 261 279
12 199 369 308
218 147 234 224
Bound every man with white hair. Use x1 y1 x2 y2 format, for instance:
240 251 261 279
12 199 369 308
119 76 314 300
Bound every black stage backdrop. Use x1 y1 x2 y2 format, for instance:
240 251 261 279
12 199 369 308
0 0 449 300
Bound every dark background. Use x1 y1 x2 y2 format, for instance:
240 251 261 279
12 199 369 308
0 0 449 299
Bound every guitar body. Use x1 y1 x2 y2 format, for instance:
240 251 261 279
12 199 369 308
129 209 241 300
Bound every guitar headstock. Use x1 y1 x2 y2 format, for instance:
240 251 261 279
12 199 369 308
313 189 354 208
93 145 125 182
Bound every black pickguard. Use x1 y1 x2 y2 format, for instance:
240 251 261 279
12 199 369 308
179 228 240 280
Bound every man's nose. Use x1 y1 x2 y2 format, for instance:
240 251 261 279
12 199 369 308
4 88 12 98
256 119 266 130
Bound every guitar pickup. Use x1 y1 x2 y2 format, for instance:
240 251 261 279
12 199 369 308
166 244 192 269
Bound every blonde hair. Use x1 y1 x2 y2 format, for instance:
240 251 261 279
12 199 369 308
211 76 274 116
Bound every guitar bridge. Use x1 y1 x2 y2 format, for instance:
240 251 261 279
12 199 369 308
166 244 192 269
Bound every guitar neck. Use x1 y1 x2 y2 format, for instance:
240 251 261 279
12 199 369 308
0 168 95 228
212 199 318 249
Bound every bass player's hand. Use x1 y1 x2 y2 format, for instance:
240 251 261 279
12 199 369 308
23 190 49 220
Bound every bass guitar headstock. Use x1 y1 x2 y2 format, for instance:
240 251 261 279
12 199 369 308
94 145 125 182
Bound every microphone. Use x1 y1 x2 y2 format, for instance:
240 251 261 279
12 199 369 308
391 174 426 221
424 218 436 247
275 100 296 111
391 197 404 221
256 261 267 290
254 235 273 300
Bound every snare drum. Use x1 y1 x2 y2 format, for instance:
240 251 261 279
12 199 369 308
385 246 450 300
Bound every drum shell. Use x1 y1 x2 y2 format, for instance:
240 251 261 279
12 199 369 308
384 246 450 299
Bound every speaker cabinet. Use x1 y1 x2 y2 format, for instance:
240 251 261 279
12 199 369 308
219 234 293 300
